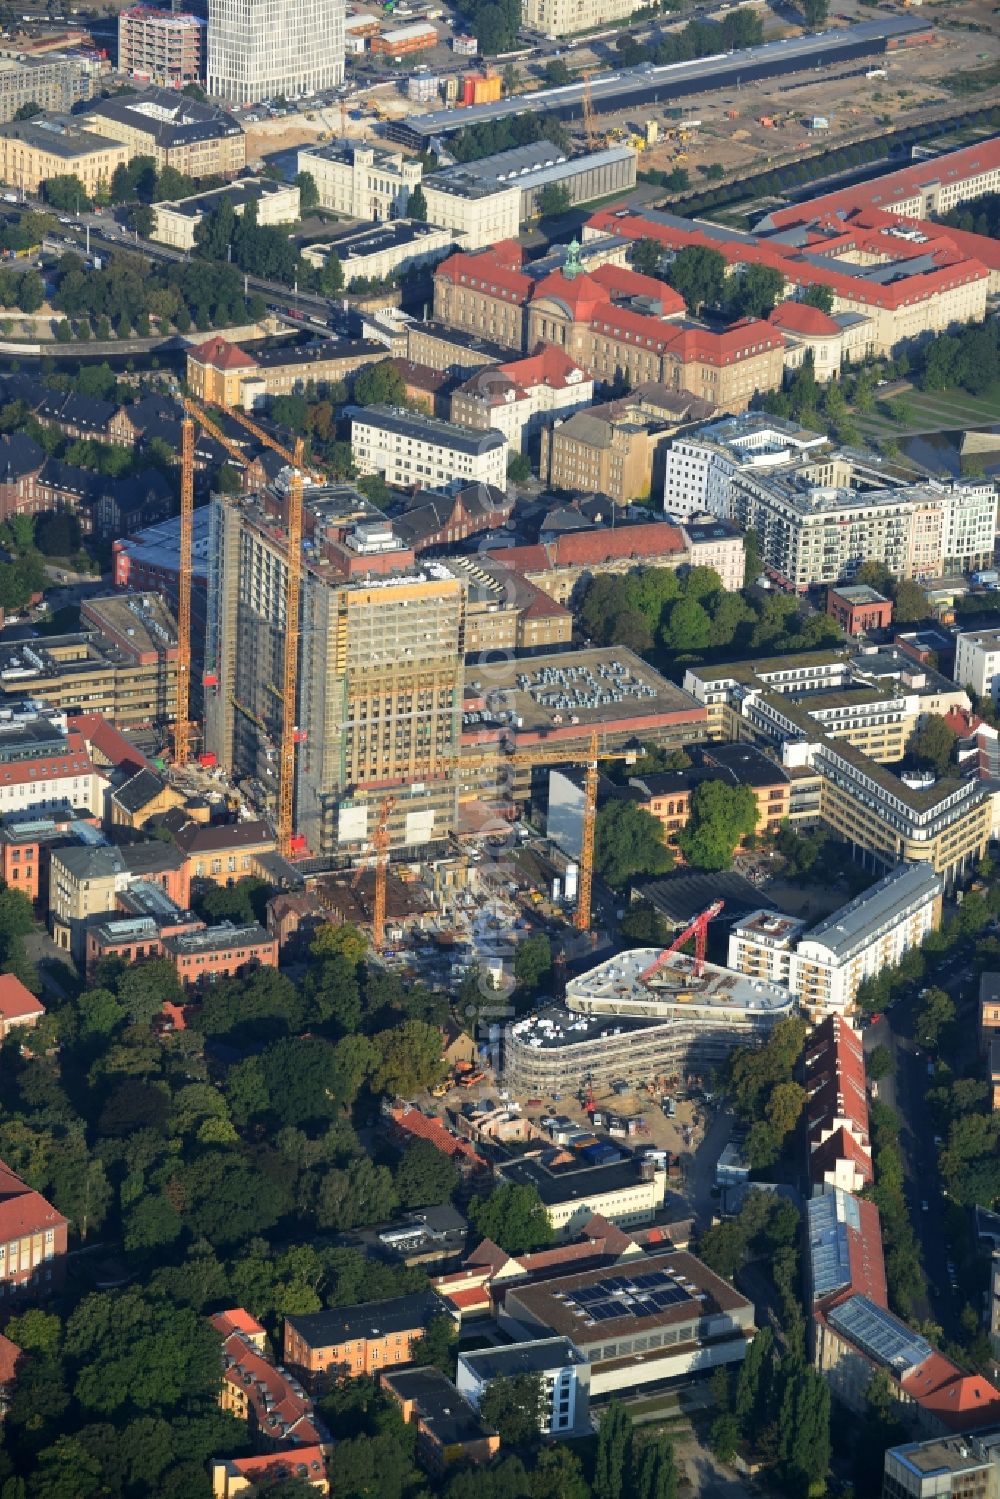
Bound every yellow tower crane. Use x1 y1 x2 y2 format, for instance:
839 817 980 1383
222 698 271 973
351 793 397 952
173 415 194 767
179 399 319 858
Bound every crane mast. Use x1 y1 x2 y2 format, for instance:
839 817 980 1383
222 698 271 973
173 414 195 766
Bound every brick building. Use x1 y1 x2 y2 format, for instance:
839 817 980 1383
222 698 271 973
284 1292 455 1390
0 974 44 1042
827 585 894 637
162 922 278 987
0 1159 68 1298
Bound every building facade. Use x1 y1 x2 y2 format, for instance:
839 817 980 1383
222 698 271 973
0 1160 67 1299
283 1293 452 1390
0 118 128 197
80 88 246 176
457 1340 590 1437
729 863 943 1017
955 630 1000 707
205 486 466 858
207 0 345 102
296 142 421 220
118 7 205 86
349 405 508 494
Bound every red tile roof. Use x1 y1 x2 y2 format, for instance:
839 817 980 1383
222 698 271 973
388 1104 490 1172
769 301 842 338
0 974 44 1025
215 1324 324 1447
188 335 257 371
552 522 687 568
213 1307 266 1339
498 345 589 391
901 1356 1000 1431
224 1448 327 1482
590 261 686 315
805 1015 869 1148
765 137 1000 230
435 246 532 303
0 1159 66 1241
531 268 609 321
809 1125 873 1189
0 731 97 789
0 1334 20 1386
68 715 151 774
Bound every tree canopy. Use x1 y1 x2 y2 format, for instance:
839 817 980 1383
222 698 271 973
677 780 758 871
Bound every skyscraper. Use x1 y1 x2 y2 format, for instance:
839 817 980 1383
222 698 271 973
206 0 344 103
205 481 465 859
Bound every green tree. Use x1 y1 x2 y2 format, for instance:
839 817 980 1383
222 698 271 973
514 931 552 995
727 263 784 319
802 282 834 314
867 1043 895 1080
13 101 41 120
663 595 711 652
666 245 726 313
479 1372 544 1445
709 1411 740 1462
507 451 532 483
16 271 44 314
469 1182 553 1254
353 359 407 407
907 713 956 776
594 1399 633 1499
893 578 928 624
43 175 89 212
394 1139 459 1209
595 800 674 889
311 922 368 964
915 986 955 1049
544 58 572 85
295 170 319 212
65 1291 221 1416
801 0 829 26
634 1434 678 1499
407 183 428 222
678 779 758 871
322 250 345 293
410 1313 457 1375
631 238 664 278
537 183 571 218
373 1019 444 1098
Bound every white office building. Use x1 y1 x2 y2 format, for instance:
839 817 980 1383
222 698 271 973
955 629 1000 706
457 1339 590 1436
207 0 345 103
348 404 508 494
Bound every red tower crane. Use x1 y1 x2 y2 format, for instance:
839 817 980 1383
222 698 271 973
639 900 725 984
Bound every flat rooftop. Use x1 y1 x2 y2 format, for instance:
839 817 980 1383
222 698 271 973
0 116 115 157
114 507 211 581
505 1249 750 1345
800 861 942 962
890 1439 996 1480
382 1366 495 1446
462 647 702 744
735 910 807 944
306 220 451 262
158 176 291 218
82 593 177 653
459 1338 586 1381
563 946 794 1019
831 584 890 606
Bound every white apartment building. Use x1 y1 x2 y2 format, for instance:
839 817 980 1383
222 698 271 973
955 629 1000 706
349 404 508 493
728 862 943 1017
664 417 998 589
206 0 344 103
296 142 421 220
521 0 646 37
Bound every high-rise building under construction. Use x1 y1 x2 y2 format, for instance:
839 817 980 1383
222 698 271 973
205 481 465 859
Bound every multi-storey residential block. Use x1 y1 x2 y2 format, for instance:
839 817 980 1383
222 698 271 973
186 335 384 410
883 1435 1000 1499
49 841 190 959
0 593 179 728
500 517 743 601
421 170 520 251
729 862 943 1018
0 1160 67 1298
0 49 104 122
0 117 127 198
283 1292 453 1390
205 485 466 858
586 192 993 360
207 0 344 102
0 710 105 824
348 405 508 494
118 6 205 87
664 416 998 588
295 142 421 220
80 88 246 177
955 630 1000 707
457 1340 589 1435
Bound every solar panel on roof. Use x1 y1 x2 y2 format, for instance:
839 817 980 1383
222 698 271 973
828 1296 932 1374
